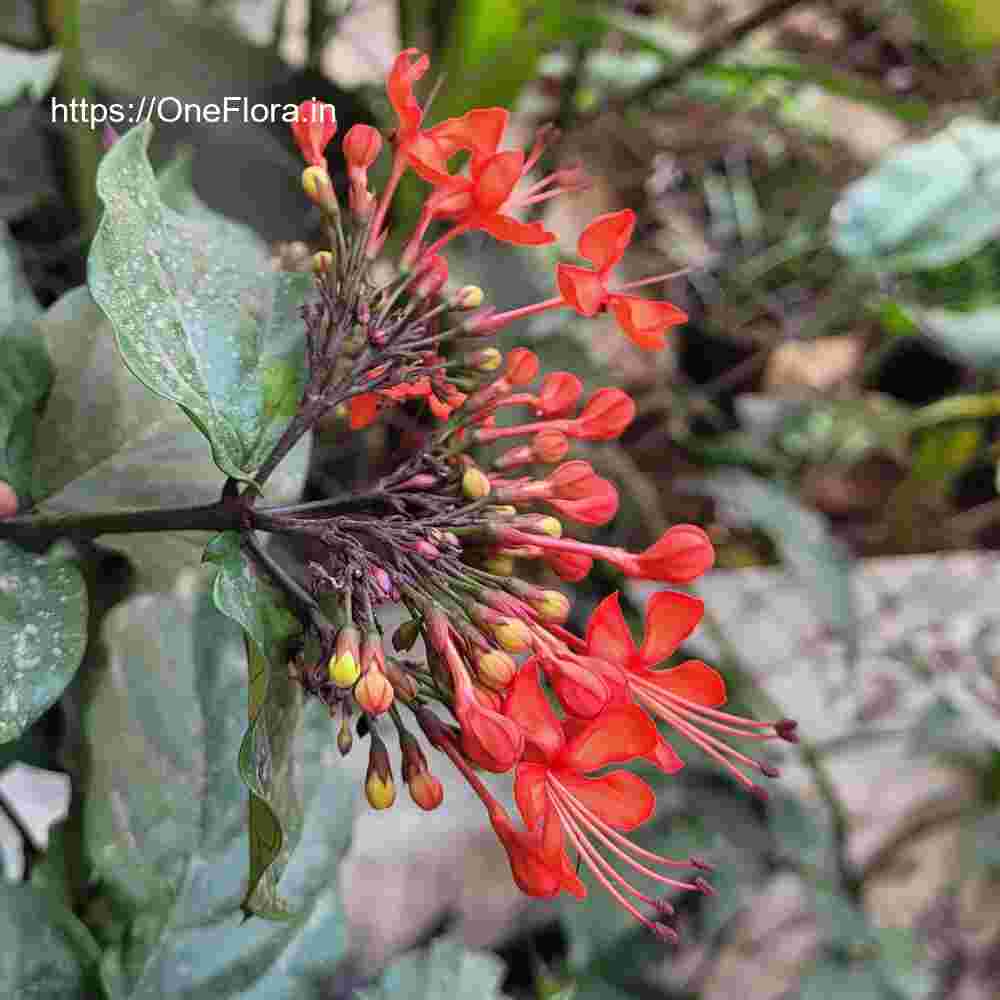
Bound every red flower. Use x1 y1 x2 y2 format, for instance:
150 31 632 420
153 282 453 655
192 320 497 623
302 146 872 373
557 210 688 350
387 49 430 143
291 99 337 167
501 662 705 935
586 592 792 794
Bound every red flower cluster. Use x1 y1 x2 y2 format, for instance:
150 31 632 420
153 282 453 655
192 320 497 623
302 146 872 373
281 52 795 942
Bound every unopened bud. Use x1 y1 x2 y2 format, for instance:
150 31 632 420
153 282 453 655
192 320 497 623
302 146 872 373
337 717 353 756
384 658 420 701
476 648 518 688
392 620 421 652
462 466 492 500
301 165 339 216
532 589 571 624
473 683 503 711
491 618 533 653
365 732 395 810
482 553 515 576
311 250 335 273
355 669 394 715
330 625 361 687
466 347 503 372
533 429 569 463
408 771 444 810
453 285 484 310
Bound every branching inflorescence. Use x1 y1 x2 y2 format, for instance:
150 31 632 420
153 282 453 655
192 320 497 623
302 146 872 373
252 49 799 942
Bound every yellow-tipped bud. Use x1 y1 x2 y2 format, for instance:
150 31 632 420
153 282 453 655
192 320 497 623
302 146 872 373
329 649 360 687
537 516 563 538
492 618 533 653
355 670 394 716
476 649 518 688
453 285 484 310
487 505 518 518
481 554 515 576
532 589 571 624
467 348 503 372
462 466 492 500
301 165 340 216
365 770 396 810
311 250 335 273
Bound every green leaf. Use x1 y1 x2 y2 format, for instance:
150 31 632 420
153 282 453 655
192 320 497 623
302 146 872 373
0 541 87 743
81 570 355 997
832 118 1000 272
0 43 61 105
31 286 182 502
357 936 509 1000
0 227 51 504
692 470 855 634
909 304 1000 370
88 122 313 483
203 530 303 917
0 884 104 998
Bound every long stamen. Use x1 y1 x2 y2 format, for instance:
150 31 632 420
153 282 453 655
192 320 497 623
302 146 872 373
634 683 774 794
549 773 700 875
548 794 677 941
550 780 698 893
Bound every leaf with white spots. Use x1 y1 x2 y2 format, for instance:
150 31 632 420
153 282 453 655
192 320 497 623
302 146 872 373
88 122 314 483
0 541 87 743
82 569 356 997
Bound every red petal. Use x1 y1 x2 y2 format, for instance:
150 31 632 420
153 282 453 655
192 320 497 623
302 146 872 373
578 209 635 273
406 133 454 186
639 591 704 667
560 704 659 772
545 550 593 582
609 294 687 351
503 660 564 761
349 393 378 429
514 762 550 830
636 524 715 583
548 483 619 526
473 150 524 213
489 807 562 898
480 213 556 246
537 372 583 417
428 108 508 162
574 388 636 440
556 263 607 316
387 48 429 133
557 769 655 831
585 592 638 669
642 659 727 707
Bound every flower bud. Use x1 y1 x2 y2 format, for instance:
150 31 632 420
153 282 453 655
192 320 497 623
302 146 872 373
537 372 582 417
337 716 353 756
473 683 503 712
392 620 421 652
355 669 394 715
342 123 382 168
291 99 337 166
545 550 593 582
491 618 533 653
533 429 569 463
505 348 539 386
329 625 361 687
311 250 335 273
408 770 444 811
301 165 340 216
531 589 571 624
572 388 635 441
452 285 484 310
365 732 396 810
482 553 515 576
462 466 492 500
466 347 503 372
476 648 518 689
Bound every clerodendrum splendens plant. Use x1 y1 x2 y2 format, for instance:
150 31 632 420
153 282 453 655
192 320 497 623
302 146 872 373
0 49 798 940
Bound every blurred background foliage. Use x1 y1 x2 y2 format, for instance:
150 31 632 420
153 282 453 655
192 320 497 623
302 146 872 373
3 0 1000 997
